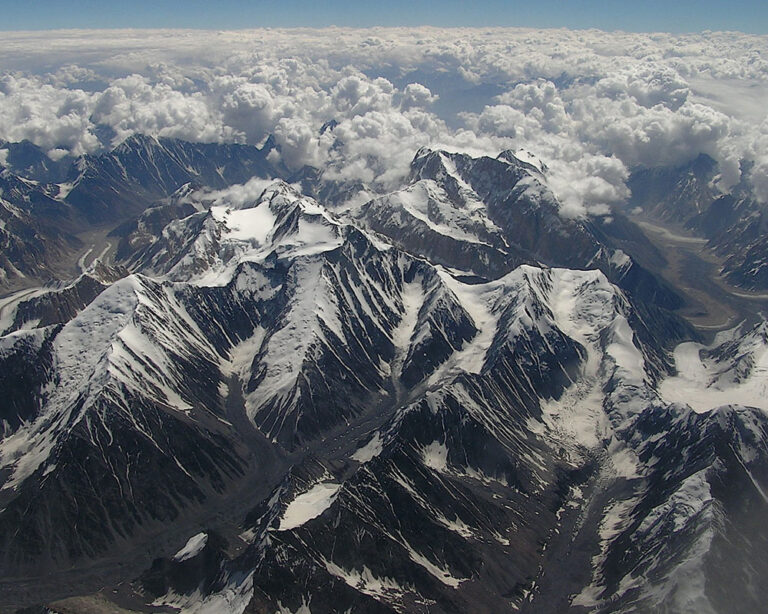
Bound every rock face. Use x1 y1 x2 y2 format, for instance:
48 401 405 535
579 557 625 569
0 170 82 285
0 141 766 614
64 135 277 223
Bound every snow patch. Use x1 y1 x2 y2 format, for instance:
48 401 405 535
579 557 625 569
605 316 646 386
0 286 47 335
421 441 449 472
173 532 208 562
276 599 312 614
405 545 464 588
211 201 275 244
426 267 502 382
323 560 407 602
352 432 383 464
392 278 424 353
153 572 254 614
224 326 266 380
278 482 341 531
610 249 631 270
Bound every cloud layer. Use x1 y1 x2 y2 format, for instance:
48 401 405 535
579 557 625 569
1 27 766 212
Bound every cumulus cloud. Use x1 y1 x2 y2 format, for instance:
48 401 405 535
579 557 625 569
751 163 768 203
596 66 690 110
400 83 438 110
216 78 278 143
0 27 766 212
745 119 768 203
191 176 277 208
0 75 100 155
90 74 235 145
546 154 630 218
273 116 331 169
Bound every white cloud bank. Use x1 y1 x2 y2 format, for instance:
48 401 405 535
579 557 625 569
0 27 766 212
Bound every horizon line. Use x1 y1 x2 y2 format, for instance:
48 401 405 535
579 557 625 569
0 25 764 36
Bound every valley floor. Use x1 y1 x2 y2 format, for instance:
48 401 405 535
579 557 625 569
629 214 768 339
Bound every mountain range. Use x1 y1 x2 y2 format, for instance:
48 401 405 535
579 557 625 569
0 135 767 614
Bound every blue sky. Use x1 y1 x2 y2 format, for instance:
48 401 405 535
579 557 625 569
2 0 767 33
